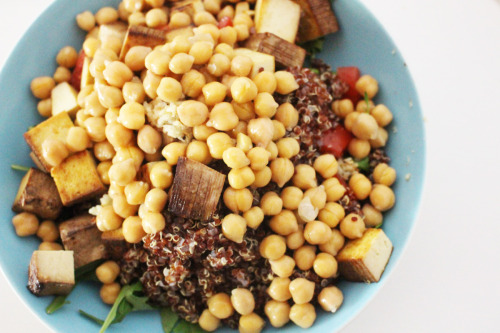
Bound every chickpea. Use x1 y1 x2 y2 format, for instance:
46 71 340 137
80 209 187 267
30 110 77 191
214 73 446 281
269 255 295 278
103 61 133 88
118 1 131 21
189 41 213 65
53 66 71 83
150 161 173 189
260 191 283 216
319 229 345 256
232 101 255 121
289 303 316 329
271 121 285 142
349 173 372 200
12 213 39 237
239 313 265 333
97 161 112 185
234 24 250 41
244 147 269 171
96 261 120 284
293 164 317 190
279 186 302 211
207 293 234 319
100 283 121 305
145 49 170 76
56 46 78 68
122 216 146 243
231 288 255 316
146 0 166 8
318 286 344 313
318 202 345 228
348 138 371 159
229 121 248 139
340 213 366 239
303 187 327 212
331 98 354 118
267 277 291 302
252 71 277 94
95 82 125 108
236 133 253 153
199 309 220 332
30 76 55 99
108 158 136 186
289 278 315 305
371 104 393 127
136 125 161 155
293 245 316 270
207 53 231 77
370 184 395 211
322 177 346 202
259 234 286 260
42 139 68 167
85 91 107 117
39 242 63 251
313 154 338 178
65 126 89 152
217 5 235 20
123 0 144 13
241 207 263 230
142 212 166 233
168 53 194 75
95 7 119 25
221 214 247 243
206 132 234 159
265 301 290 328
113 194 139 219
223 187 252 214
370 126 389 148
93 141 116 161
124 181 149 205
221 147 249 170
155 77 183 103
177 100 209 127
169 35 191 55
233 13 253 28
144 188 168 213
170 12 192 28
313 252 338 278
207 102 239 131
362 203 383 228
96 205 123 231
274 137 298 159
76 11 95 31
228 166 255 190
82 37 100 58
356 74 379 99
181 69 206 98
286 227 305 250
186 140 212 164
113 146 144 171
230 55 252 77
373 163 397 186
84 116 107 142
193 124 217 141
214 43 234 60
269 158 294 188
125 46 152 72
106 122 134 148
201 82 227 106
160 143 186 166
252 166 272 188
254 93 278 118
36 220 59 242
269 210 298 236
274 71 299 95
128 11 146 25
145 8 167 28
344 111 360 132
304 220 332 245
352 113 379 140
231 77 258 104
37 98 52 117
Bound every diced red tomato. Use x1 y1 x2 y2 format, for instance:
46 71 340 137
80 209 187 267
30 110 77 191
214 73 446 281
218 16 233 28
337 66 361 104
319 125 353 158
69 50 86 91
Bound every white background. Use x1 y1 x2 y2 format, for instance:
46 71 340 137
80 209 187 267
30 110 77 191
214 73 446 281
0 0 499 332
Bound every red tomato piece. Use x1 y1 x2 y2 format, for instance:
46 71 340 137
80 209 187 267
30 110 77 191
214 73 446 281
218 16 233 28
319 125 353 158
337 66 361 103
69 50 86 91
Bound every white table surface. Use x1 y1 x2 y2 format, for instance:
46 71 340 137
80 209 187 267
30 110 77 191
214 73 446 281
1 0 499 332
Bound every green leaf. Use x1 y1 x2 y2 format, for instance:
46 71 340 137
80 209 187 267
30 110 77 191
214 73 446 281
355 157 370 173
11 164 30 172
364 92 370 113
79 310 104 325
173 320 204 333
300 37 325 58
374 222 383 229
160 308 179 333
75 259 105 282
46 296 70 314
310 68 320 75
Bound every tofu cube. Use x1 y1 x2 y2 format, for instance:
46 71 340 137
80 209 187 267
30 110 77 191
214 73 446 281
102 228 129 260
28 250 75 296
255 0 301 43
294 0 340 43
119 25 167 60
24 112 74 171
51 82 79 117
337 228 393 282
99 22 128 45
51 150 106 206
80 56 94 89
59 214 107 268
233 48 275 78
170 0 205 16
244 33 306 68
12 168 62 220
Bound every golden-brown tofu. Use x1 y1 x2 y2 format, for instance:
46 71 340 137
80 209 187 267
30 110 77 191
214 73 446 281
119 25 167 60
294 0 339 43
169 0 204 16
245 33 306 68
233 48 275 78
59 214 107 268
255 0 301 43
168 157 225 221
12 168 62 220
102 228 129 260
28 250 75 296
24 112 74 171
337 228 393 282
51 150 106 206
51 82 79 117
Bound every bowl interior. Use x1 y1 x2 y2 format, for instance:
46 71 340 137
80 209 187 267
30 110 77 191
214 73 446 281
0 0 425 332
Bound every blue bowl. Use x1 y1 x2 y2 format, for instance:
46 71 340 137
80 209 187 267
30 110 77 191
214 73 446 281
0 0 425 332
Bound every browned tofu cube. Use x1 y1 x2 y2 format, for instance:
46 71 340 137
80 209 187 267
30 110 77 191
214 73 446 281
169 0 204 16
255 0 301 43
23 112 74 171
102 228 129 260
12 168 62 220
168 157 225 221
28 250 75 296
119 25 167 60
51 150 106 206
245 33 306 68
337 228 393 282
59 214 107 268
294 0 340 43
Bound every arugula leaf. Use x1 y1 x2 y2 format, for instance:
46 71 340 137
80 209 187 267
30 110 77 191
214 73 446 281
173 320 205 333
364 92 370 113
11 164 30 172
161 308 179 333
374 222 383 229
45 260 104 314
300 37 325 58
310 68 320 75
79 310 104 325
355 157 370 173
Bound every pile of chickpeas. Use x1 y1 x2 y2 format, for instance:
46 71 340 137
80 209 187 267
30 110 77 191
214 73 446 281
23 0 399 331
